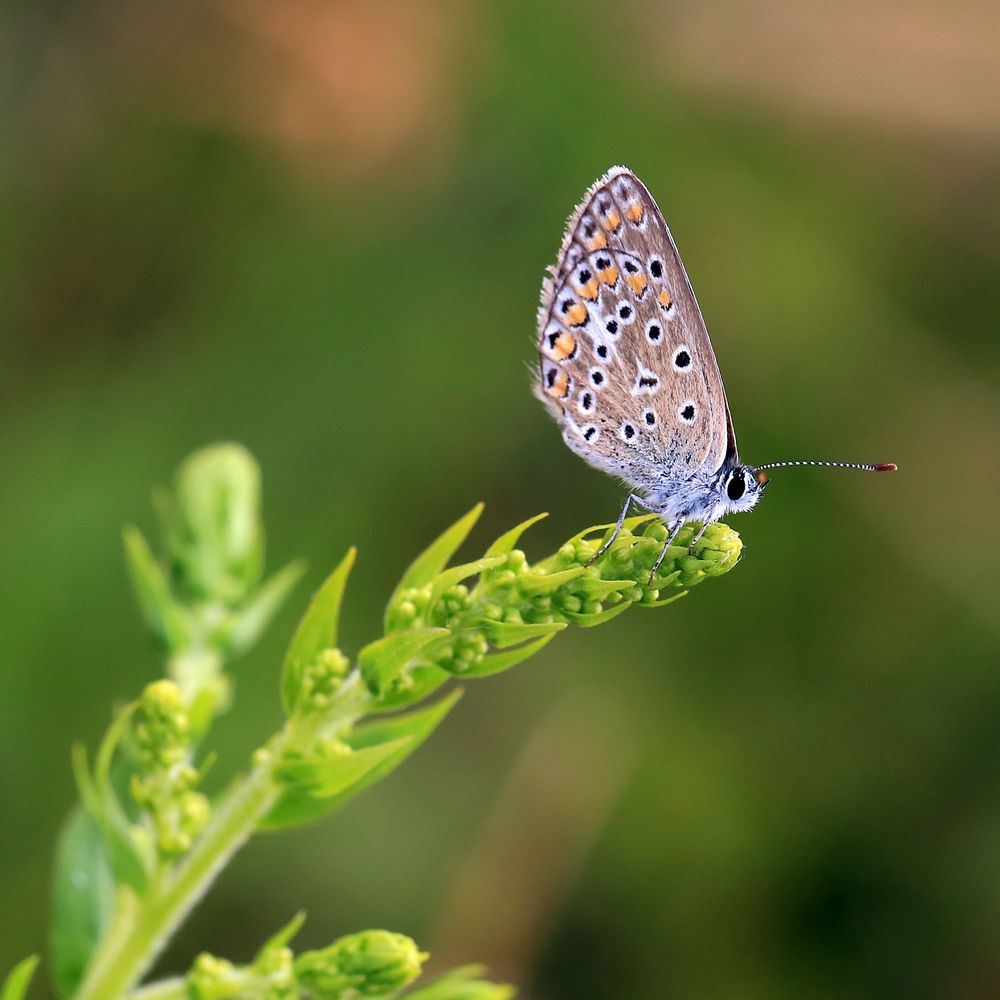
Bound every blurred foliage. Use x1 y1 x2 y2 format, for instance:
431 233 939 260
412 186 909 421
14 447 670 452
1 1 999 998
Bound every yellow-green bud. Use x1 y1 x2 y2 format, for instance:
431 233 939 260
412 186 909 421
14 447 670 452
295 930 427 998
132 680 189 769
298 648 350 713
171 444 263 606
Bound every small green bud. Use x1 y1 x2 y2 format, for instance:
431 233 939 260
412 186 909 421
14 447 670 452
169 444 263 606
295 930 427 998
188 953 242 1000
298 648 350 714
132 680 189 769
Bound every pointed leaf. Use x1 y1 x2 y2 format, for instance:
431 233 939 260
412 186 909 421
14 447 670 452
483 621 566 649
642 589 688 608
515 566 586 595
359 628 450 696
566 513 658 548
217 558 306 657
122 526 190 651
50 808 115 998
648 569 681 589
273 737 411 792
563 600 634 627
1 957 39 1000
484 512 548 558
387 504 484 622
72 744 150 893
282 549 356 715
260 693 461 830
427 556 505 608
255 912 307 960
573 576 637 600
461 633 559 678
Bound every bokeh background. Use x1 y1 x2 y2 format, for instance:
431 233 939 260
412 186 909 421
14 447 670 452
3 2 1000 997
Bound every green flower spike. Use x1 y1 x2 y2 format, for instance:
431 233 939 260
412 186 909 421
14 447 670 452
373 509 743 704
295 930 427 998
128 680 209 859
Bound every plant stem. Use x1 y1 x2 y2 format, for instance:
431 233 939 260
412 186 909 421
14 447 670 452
73 672 371 1000
127 977 186 1000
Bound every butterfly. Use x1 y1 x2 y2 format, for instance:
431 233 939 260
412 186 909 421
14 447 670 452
536 166 896 581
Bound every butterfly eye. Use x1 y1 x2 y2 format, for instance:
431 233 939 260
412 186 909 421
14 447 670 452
727 469 747 501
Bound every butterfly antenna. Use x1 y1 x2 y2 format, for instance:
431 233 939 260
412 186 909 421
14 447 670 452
753 460 897 473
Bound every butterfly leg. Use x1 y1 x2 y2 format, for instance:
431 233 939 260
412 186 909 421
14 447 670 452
648 520 685 585
687 521 712 554
586 494 655 567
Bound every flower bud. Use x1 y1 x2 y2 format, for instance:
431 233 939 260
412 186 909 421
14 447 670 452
295 930 427 998
170 444 263 606
132 680 189 769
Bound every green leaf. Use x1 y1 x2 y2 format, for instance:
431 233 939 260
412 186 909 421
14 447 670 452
50 808 115 998
572 576 637 600
359 628 450 697
1 956 39 1000
460 633 558 678
483 512 548 558
282 549 356 715
273 737 411 793
427 556 505 608
515 566 587 595
566 513 658 547
365 664 451 713
72 745 150 893
562 600 634 627
122 525 190 652
261 693 461 831
255 912 307 959
387 504 484 622
641 590 688 608
217 558 306 657
648 569 681 589
482 621 566 649
71 706 152 893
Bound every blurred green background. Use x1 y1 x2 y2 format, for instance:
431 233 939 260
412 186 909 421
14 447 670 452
2 1 999 997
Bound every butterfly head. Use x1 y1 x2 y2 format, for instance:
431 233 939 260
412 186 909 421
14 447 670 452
720 465 768 516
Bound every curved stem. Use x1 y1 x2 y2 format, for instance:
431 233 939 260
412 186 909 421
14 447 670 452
73 673 370 1000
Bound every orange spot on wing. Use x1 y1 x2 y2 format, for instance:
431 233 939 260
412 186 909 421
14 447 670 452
599 266 619 286
588 231 607 250
579 277 599 300
603 208 622 231
658 290 673 310
547 371 570 398
626 202 644 223
566 302 587 326
551 332 576 359
627 273 648 298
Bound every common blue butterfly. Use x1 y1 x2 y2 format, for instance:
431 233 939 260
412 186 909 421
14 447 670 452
536 167 896 580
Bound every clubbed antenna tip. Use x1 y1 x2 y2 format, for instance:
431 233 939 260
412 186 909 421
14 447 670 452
874 463 897 472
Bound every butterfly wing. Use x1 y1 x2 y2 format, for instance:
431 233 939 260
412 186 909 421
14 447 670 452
537 166 736 493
